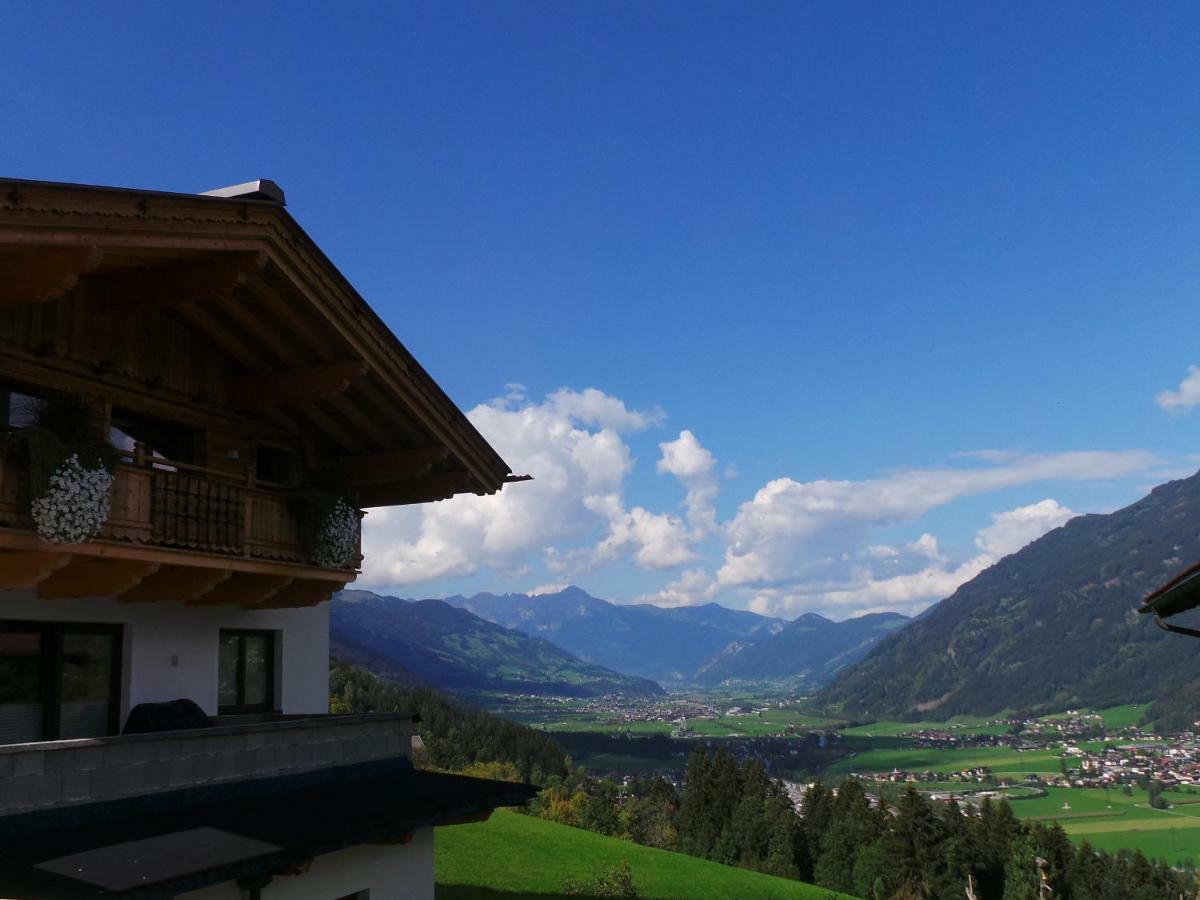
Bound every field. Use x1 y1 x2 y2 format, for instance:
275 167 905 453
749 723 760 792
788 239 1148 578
1007 786 1200 866
527 707 844 737
840 715 1011 738
435 809 856 899
828 743 1064 777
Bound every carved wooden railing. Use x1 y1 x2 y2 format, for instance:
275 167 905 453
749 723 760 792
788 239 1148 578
0 451 359 572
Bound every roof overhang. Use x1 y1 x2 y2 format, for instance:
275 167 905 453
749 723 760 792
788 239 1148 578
0 177 514 506
1139 560 1200 637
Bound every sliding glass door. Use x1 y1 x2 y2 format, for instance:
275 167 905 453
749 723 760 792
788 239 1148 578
0 622 121 744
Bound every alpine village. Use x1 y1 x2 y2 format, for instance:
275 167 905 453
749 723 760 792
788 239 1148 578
4 173 1200 900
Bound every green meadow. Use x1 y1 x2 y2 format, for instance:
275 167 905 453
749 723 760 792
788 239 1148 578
435 809 857 899
828 743 1063 777
1007 786 1200 866
839 715 1011 738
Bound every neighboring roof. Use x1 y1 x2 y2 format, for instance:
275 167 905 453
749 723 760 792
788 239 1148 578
0 177 517 505
0 757 537 899
1139 560 1200 619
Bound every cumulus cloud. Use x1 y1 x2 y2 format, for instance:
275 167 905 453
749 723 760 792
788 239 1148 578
634 568 720 608
657 430 719 532
975 498 1075 559
361 387 660 587
716 450 1153 588
742 498 1079 618
587 494 698 569
1156 366 1200 413
528 582 569 596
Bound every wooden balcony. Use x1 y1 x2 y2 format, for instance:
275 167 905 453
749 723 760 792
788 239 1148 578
0 454 357 607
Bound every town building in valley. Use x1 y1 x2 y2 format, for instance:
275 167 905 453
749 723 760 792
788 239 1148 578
0 177 533 899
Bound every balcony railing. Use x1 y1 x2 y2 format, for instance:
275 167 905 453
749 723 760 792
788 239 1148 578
0 713 412 817
0 452 361 572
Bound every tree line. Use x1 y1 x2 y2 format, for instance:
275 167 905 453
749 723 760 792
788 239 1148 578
529 745 1196 899
330 663 1194 898
329 659 569 783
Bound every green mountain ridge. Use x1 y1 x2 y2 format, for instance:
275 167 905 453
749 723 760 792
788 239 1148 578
816 469 1200 722
331 589 664 699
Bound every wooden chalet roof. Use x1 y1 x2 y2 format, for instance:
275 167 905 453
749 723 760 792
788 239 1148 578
0 177 516 506
1140 559 1200 619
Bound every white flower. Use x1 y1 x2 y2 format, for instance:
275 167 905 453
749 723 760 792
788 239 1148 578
31 454 113 544
312 499 359 569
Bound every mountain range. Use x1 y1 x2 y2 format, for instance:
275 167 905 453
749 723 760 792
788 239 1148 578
444 585 910 688
694 611 910 687
331 590 663 698
818 469 1200 721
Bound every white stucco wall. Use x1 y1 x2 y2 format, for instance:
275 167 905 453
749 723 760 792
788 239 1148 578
0 588 330 722
179 828 435 900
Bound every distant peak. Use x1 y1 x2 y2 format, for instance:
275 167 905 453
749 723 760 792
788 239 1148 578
793 612 832 625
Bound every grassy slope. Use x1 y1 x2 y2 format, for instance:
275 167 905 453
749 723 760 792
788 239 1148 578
436 810 857 900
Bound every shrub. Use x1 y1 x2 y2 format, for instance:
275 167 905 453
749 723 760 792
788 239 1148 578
563 861 639 897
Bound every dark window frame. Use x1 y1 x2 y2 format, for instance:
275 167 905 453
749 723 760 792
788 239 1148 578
218 629 278 715
0 620 123 741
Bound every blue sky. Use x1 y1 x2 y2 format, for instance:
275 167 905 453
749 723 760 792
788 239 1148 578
4 3 1199 616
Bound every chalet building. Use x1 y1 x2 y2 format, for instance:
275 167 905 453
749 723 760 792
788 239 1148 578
0 178 534 898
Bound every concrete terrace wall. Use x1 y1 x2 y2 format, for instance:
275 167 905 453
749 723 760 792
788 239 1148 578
0 588 331 721
180 830 435 900
0 714 411 816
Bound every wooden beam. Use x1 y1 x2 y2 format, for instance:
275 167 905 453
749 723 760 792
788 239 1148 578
0 551 70 590
358 471 475 508
118 566 233 603
38 558 160 599
343 446 450 486
229 361 368 410
0 246 104 305
186 572 291 607
252 579 344 609
88 251 266 313
0 527 353 582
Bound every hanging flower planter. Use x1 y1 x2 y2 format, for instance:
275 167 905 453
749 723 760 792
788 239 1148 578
30 452 115 544
309 495 360 569
7 391 119 545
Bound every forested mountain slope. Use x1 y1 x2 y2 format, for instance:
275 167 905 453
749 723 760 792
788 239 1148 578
818 470 1200 721
332 590 663 698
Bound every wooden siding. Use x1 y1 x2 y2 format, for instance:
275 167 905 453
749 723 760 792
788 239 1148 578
0 292 229 403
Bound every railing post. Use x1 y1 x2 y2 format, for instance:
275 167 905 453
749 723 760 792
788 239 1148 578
243 466 254 557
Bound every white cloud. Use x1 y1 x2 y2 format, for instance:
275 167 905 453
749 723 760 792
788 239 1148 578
545 387 663 431
361 387 658 587
975 498 1075 559
742 498 1078 618
1156 366 1200 413
529 582 569 596
657 430 719 532
634 568 720 608
716 450 1153 588
588 494 698 570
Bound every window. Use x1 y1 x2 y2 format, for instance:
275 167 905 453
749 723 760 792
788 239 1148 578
109 407 204 468
255 444 298 485
0 622 121 744
218 630 277 714
0 385 40 429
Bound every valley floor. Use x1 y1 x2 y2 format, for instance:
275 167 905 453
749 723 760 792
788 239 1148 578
435 810 857 899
